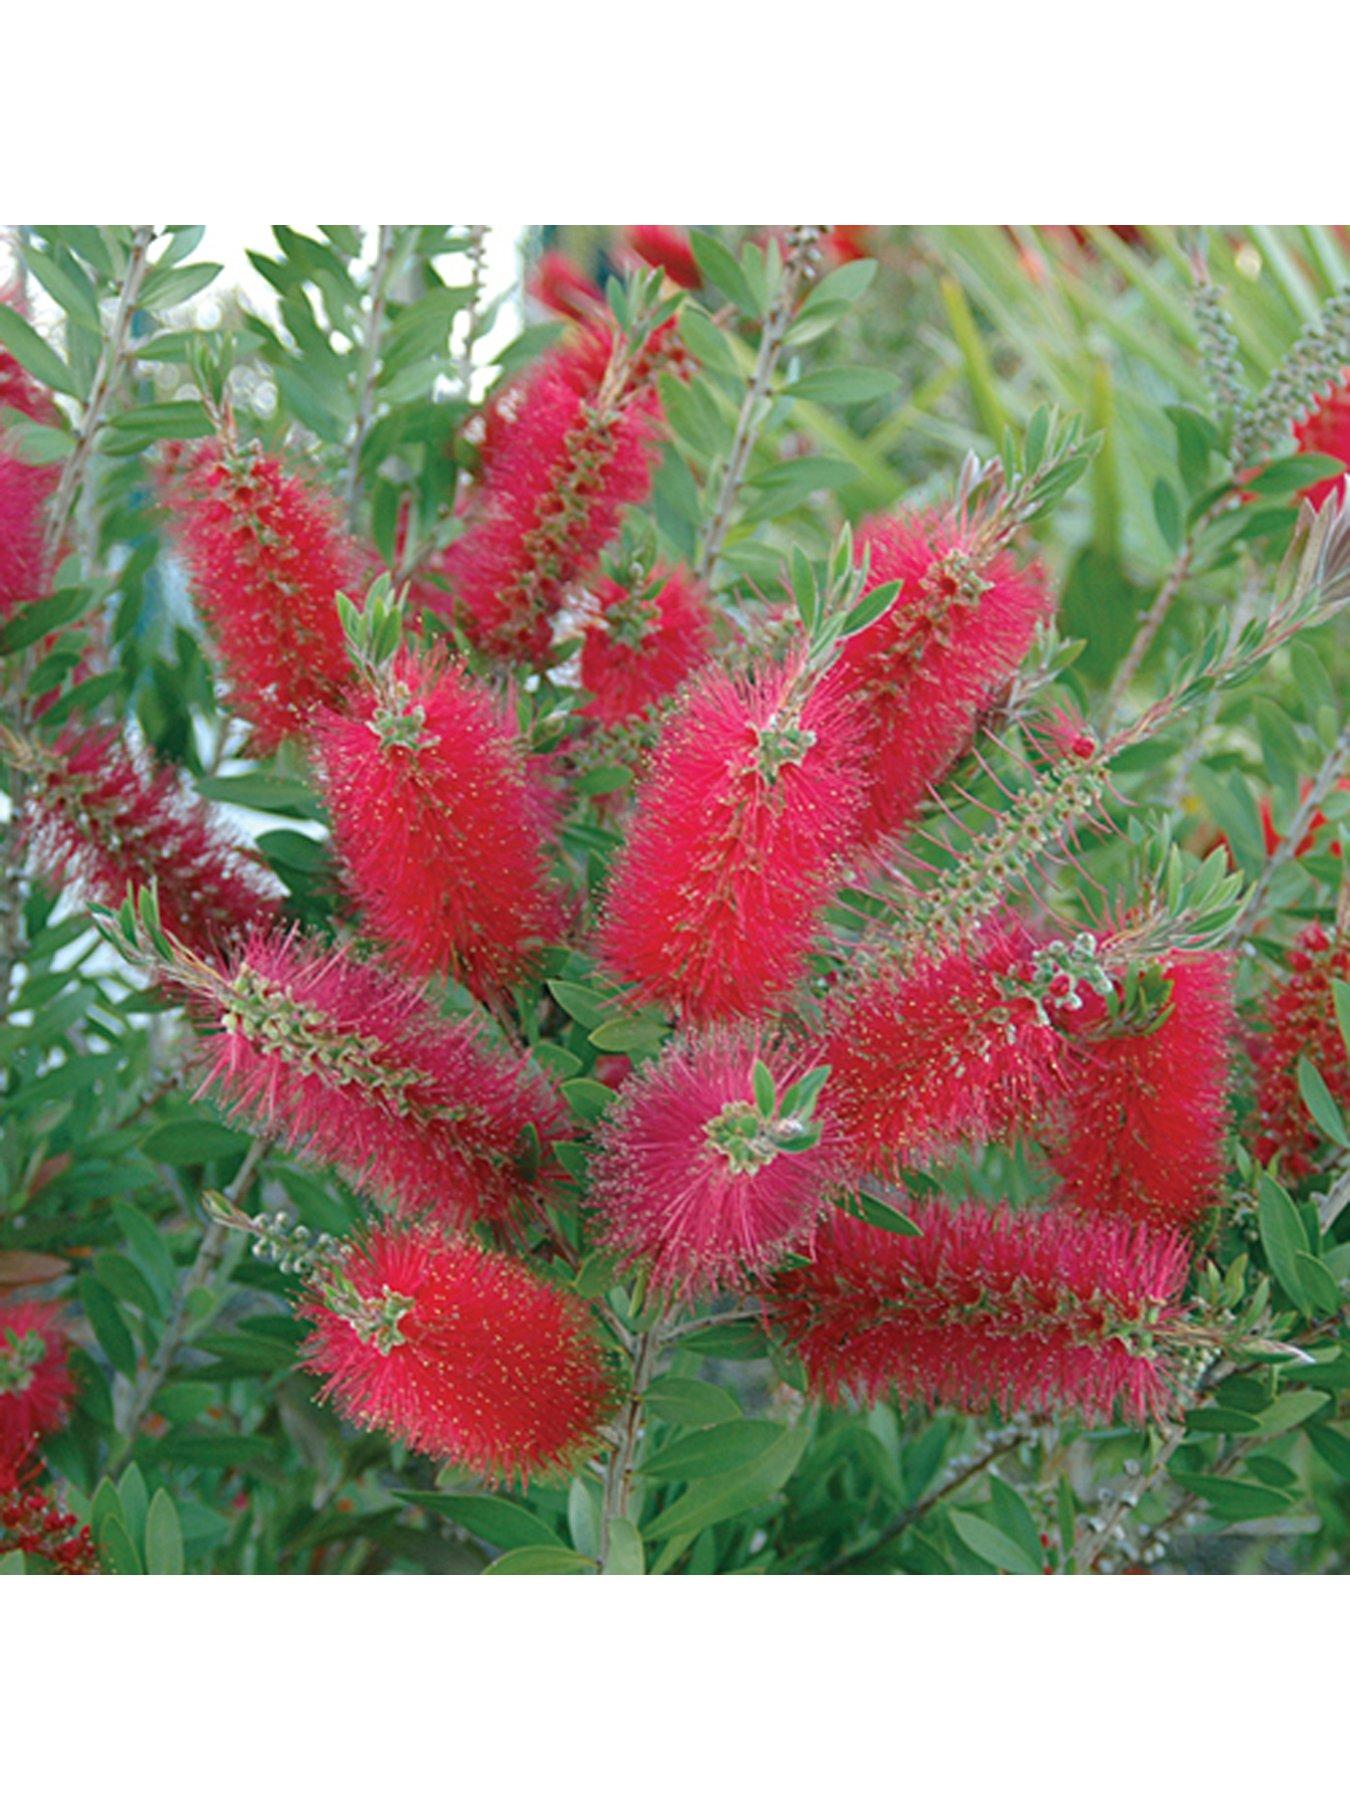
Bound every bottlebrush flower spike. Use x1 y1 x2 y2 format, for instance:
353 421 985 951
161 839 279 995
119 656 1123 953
624 225 702 290
299 1224 612 1480
0 1300 74 1465
438 326 683 662
600 655 867 1022
198 931 563 1227
822 925 1067 1177
167 441 360 752
0 327 62 618
822 509 1051 847
767 1200 1191 1424
17 724 282 958
1252 923 1350 1180
579 565 714 727
316 648 562 999
1050 951 1234 1227
526 249 604 322
590 1033 839 1294
1292 374 1350 509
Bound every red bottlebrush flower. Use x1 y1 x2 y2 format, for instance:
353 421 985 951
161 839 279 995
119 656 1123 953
590 1033 839 1294
168 442 360 752
767 1199 1191 1424
1051 952 1233 1227
823 226 874 265
0 329 61 619
199 931 563 1227
315 649 562 999
822 926 1065 1177
579 565 714 727
438 328 679 663
599 656 867 1023
1292 374 1350 509
821 510 1052 848
300 1224 612 1480
21 725 282 959
1252 924 1350 1181
0 1466 98 1574
624 225 702 290
526 249 604 322
0 1300 74 1465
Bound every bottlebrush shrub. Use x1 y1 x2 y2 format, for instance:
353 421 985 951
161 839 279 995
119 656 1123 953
0 1469 99 1575
8 225 1350 1578
822 509 1051 847
438 323 685 661
599 655 867 1021
578 564 714 726
167 441 359 751
1252 924 1350 1180
197 930 562 1227
767 1201 1191 1423
1049 951 1234 1227
300 1224 612 1479
590 1034 838 1293
0 1300 74 1465
17 724 282 958
316 647 563 998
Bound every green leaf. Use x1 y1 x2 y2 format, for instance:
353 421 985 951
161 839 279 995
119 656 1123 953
1307 1422 1350 1481
644 1376 742 1428
0 303 80 396
78 1274 138 1377
1333 980 1350 1058
1257 1172 1314 1313
0 586 98 655
546 980 610 1030
833 1190 922 1235
645 1425 810 1540
1246 452 1346 498
642 1420 784 1484
1297 1058 1349 1148
1292 1252 1343 1316
396 1492 563 1551
144 1489 185 1575
141 1120 253 1165
483 1546 596 1575
1171 1474 1293 1521
588 1013 667 1054
97 1512 145 1575
783 365 900 405
561 1078 615 1122
602 1518 645 1575
948 1511 1041 1575
688 231 758 316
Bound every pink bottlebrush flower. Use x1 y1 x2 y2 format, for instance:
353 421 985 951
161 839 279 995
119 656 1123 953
526 249 604 322
767 1199 1191 1424
167 442 360 753
599 656 867 1023
624 225 702 290
1293 374 1350 509
315 649 563 1000
590 1033 839 1294
23 725 282 959
1252 924 1350 1181
300 1224 612 1480
822 926 1066 1177
1050 951 1234 1227
579 565 714 727
0 1300 74 1466
822 510 1052 848
437 327 681 663
0 329 61 618
199 931 563 1228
